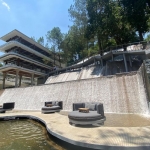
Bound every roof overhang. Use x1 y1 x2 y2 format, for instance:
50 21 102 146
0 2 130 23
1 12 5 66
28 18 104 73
1 29 51 54
0 30 66 68
0 41 49 59
0 52 52 69
0 41 61 66
0 65 46 77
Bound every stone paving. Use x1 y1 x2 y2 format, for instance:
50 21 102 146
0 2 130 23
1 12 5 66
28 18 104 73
0 111 150 150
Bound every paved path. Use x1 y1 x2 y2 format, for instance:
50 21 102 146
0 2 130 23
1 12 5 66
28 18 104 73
0 111 150 150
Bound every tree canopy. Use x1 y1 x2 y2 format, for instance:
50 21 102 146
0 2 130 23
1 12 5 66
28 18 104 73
32 0 150 66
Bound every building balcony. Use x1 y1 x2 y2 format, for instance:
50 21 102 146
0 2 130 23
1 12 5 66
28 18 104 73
0 64 47 77
0 41 62 67
0 52 52 70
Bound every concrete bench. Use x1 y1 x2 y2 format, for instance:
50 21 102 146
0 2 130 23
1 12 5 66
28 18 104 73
68 102 106 125
0 102 15 113
41 101 63 114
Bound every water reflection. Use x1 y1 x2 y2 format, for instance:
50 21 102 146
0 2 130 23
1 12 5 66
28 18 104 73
0 119 66 150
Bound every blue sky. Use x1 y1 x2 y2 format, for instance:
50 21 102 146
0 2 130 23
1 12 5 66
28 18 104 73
0 0 74 47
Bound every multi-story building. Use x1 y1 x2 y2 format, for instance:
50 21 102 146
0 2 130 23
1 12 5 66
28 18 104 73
0 29 64 88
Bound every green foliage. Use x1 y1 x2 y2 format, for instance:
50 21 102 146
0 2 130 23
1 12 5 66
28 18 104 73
85 0 140 55
31 36 44 46
66 0 89 62
46 27 63 51
121 0 150 41
0 63 3 67
61 0 150 63
31 36 36 41
68 0 88 27
46 27 64 66
145 34 150 41
31 0 150 66
42 57 49 65
37 37 44 46
82 44 99 57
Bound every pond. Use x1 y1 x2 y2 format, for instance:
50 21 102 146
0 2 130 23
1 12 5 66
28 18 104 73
0 119 66 150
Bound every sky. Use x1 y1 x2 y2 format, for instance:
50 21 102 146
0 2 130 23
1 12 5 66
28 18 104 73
0 0 74 48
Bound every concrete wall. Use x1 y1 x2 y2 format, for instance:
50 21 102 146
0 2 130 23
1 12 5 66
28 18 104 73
0 71 149 114
45 65 104 84
45 61 141 84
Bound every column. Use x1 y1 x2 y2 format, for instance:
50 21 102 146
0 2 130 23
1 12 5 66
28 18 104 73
123 53 128 72
129 55 132 67
101 58 103 67
31 73 34 86
19 75 22 87
15 70 19 87
94 57 96 65
112 54 114 61
2 72 6 89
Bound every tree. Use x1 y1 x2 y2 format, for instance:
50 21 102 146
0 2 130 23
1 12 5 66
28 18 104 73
86 0 139 54
68 0 88 28
60 34 71 64
145 34 150 41
106 1 138 45
37 37 44 46
68 0 89 59
46 27 63 67
60 26 84 65
31 36 36 41
86 0 112 55
121 0 150 41
31 36 44 46
0 63 3 67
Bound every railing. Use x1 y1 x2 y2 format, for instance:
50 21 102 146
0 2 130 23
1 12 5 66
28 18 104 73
102 41 150 55
67 41 150 67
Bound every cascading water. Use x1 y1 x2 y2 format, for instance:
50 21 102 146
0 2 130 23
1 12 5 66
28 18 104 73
0 71 149 114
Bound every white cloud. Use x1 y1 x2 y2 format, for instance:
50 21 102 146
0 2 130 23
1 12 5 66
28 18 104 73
0 0 10 11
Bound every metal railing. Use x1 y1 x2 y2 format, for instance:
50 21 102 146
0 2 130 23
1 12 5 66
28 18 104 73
67 41 150 67
102 41 150 55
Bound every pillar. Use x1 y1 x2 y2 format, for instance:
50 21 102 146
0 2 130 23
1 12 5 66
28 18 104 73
15 70 19 87
123 53 128 72
31 73 34 86
19 75 22 87
2 72 6 89
94 57 96 65
101 58 103 67
112 54 114 61
129 55 132 67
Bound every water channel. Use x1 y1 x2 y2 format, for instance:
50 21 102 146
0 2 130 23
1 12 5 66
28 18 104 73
0 119 66 150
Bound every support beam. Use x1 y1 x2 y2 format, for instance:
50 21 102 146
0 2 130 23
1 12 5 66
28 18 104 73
112 54 114 61
19 75 22 87
2 72 6 89
15 70 19 87
101 58 103 67
94 57 96 65
129 56 132 67
123 54 128 72
31 73 34 86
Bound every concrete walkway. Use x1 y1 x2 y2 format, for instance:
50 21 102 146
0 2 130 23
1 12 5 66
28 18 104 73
0 111 150 150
